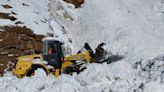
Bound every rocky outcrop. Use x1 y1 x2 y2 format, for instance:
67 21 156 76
63 0 84 8
1 4 12 9
0 26 44 75
0 12 17 21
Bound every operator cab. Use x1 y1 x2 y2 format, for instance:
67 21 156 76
42 37 64 69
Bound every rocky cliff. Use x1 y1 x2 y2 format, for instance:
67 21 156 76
0 26 44 75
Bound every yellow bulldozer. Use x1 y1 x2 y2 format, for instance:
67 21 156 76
12 37 107 78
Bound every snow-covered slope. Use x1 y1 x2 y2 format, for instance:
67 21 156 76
50 0 164 63
0 0 52 35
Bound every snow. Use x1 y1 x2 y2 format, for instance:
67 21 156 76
1 59 164 92
32 59 48 65
0 19 14 25
1 57 164 92
49 0 164 63
0 0 52 35
42 36 64 44
145 80 164 92
0 61 131 92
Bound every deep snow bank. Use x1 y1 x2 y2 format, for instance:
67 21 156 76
1 58 164 92
0 61 137 92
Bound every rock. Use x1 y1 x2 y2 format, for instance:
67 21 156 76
0 13 17 21
1 4 12 9
0 26 45 75
63 0 84 8
0 39 3 42
7 54 14 57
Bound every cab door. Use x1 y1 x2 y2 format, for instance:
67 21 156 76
43 41 63 69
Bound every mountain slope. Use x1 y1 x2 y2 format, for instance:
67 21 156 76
0 0 52 35
50 0 164 63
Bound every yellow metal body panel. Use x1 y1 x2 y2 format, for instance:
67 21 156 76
13 61 32 77
64 51 92 63
61 61 73 72
13 54 49 78
17 54 43 61
55 69 60 77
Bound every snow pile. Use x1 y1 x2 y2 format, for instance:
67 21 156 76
0 72 57 92
145 81 164 92
75 61 134 92
32 59 48 64
0 61 134 92
1 58 164 92
0 0 52 35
